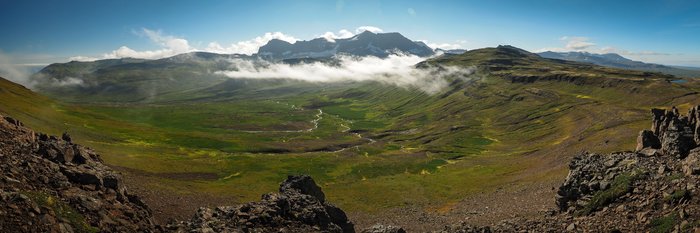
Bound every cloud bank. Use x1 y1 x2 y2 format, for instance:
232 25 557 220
0 51 36 87
205 32 298 55
419 40 468 50
215 54 474 94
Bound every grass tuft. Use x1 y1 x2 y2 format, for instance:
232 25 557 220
577 170 644 216
23 191 98 233
649 212 678 233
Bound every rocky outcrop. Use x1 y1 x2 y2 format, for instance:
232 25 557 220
0 114 158 232
438 106 700 232
0 113 359 233
167 175 354 233
645 106 699 158
636 129 660 151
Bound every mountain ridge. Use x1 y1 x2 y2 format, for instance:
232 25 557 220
257 31 435 60
538 51 700 78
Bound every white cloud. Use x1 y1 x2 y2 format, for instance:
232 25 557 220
560 36 596 51
319 29 354 42
319 26 385 42
535 36 688 65
70 26 391 62
215 54 475 94
419 40 468 50
205 32 298 54
538 36 671 58
70 30 298 61
70 28 196 61
355 26 383 34
408 8 416 16
0 51 34 87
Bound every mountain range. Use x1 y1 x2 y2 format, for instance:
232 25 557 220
257 30 435 60
538 51 700 78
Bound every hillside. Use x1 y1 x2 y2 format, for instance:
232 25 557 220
538 51 700 78
441 106 700 232
5 45 700 231
3 92 700 232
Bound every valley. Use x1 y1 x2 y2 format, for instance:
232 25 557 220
2 44 699 230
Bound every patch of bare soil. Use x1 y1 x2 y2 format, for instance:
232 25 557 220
113 167 239 224
348 181 557 232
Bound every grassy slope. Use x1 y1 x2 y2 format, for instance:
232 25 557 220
3 47 700 216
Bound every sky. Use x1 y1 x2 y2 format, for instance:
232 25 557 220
1 0 699 66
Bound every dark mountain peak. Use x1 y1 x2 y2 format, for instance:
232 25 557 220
267 38 293 45
257 31 434 60
355 30 376 37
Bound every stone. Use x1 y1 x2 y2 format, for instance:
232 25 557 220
59 223 74 233
61 132 72 143
658 165 666 175
102 174 121 190
61 167 102 186
170 175 354 233
71 145 89 164
636 130 660 151
638 148 660 157
362 224 406 233
683 150 700 176
650 107 698 158
279 175 326 203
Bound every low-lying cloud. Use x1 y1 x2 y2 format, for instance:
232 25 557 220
0 51 36 87
215 54 474 94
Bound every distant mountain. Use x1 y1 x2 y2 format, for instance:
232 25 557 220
421 45 675 83
257 31 435 60
538 51 700 78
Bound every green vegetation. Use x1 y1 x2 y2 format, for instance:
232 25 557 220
23 191 98 233
650 212 678 233
578 170 644 216
664 189 691 204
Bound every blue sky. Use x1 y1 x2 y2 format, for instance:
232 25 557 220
1 0 699 66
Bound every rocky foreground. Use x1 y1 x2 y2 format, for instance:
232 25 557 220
0 115 157 232
2 106 700 232
438 106 700 232
0 113 356 233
